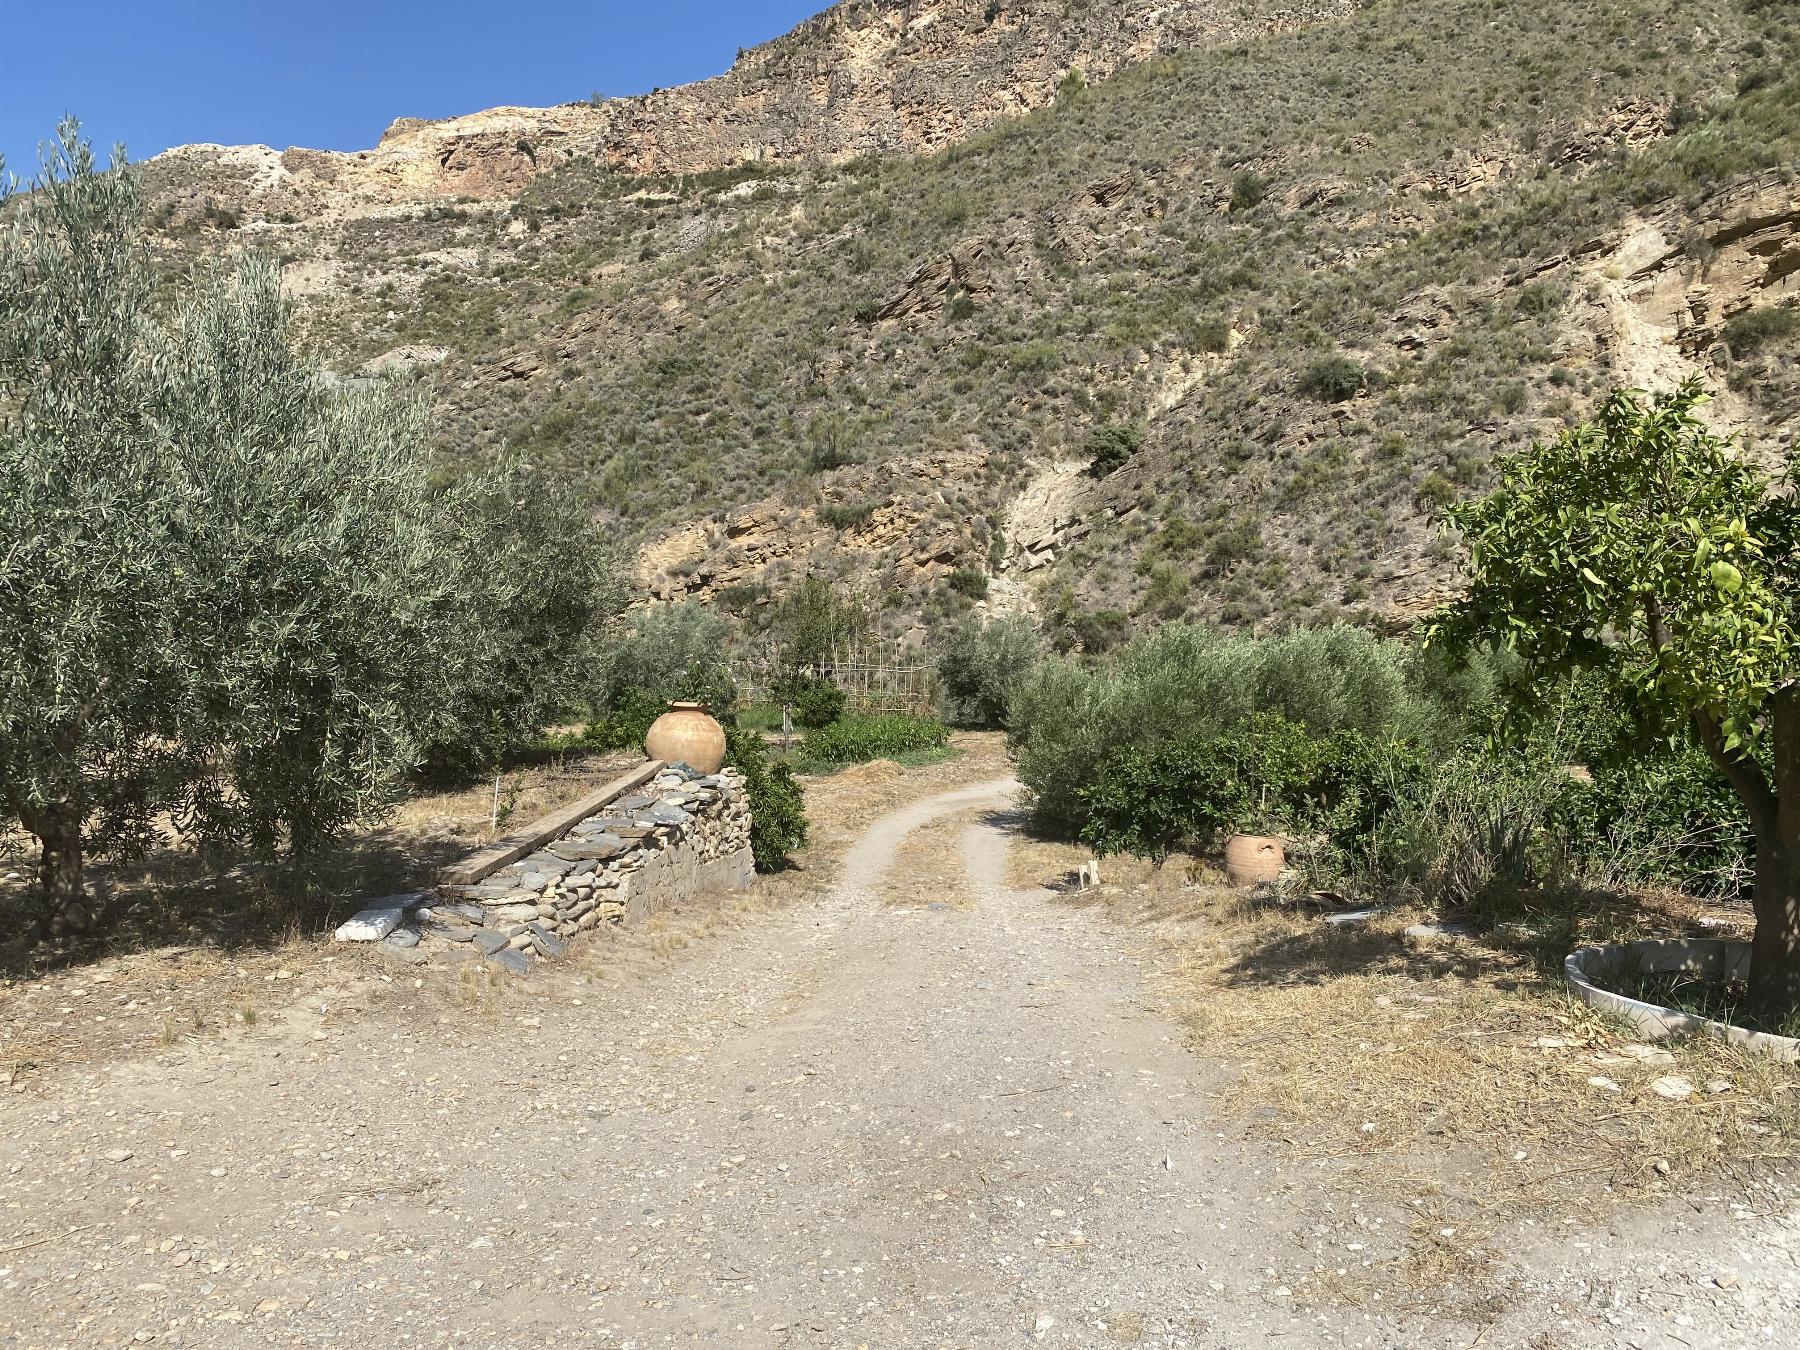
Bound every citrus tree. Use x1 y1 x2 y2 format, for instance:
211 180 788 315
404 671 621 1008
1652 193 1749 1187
1431 379 1800 1019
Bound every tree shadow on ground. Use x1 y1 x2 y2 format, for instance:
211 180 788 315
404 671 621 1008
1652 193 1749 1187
0 749 647 981
1212 882 1748 992
0 824 471 981
1214 920 1514 990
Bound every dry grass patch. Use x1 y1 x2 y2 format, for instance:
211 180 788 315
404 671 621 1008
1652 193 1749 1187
0 752 641 1080
1016 846 1800 1311
882 808 976 908
1174 892 1796 1198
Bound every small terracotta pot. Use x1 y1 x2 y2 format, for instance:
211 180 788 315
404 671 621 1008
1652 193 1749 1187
1223 834 1285 886
644 701 727 775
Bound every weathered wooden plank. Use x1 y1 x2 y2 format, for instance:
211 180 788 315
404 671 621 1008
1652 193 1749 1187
438 760 662 886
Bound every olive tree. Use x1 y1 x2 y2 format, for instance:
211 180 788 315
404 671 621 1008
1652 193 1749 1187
936 613 1042 728
0 123 613 932
1431 380 1800 1018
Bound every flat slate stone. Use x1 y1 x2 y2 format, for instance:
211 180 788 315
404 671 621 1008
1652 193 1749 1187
574 815 635 833
443 884 517 903
473 931 509 955
335 907 405 942
423 924 478 943
549 836 626 862
426 901 488 922
615 794 654 811
528 924 568 959
384 926 421 949
492 948 530 975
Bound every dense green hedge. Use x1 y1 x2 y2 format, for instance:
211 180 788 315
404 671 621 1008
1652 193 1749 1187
1012 621 1755 905
1077 713 1423 862
802 714 948 765
1009 623 1476 838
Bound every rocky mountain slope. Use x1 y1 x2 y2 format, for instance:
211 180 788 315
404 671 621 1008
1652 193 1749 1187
141 0 1800 649
148 1 1354 215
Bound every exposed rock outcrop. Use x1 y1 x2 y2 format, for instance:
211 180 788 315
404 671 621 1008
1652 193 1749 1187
144 1 1358 220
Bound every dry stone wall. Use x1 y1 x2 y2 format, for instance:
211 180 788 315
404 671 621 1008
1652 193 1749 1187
335 761 752 974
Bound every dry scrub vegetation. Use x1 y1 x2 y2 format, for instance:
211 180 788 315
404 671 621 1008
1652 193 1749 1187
1009 838 1800 1302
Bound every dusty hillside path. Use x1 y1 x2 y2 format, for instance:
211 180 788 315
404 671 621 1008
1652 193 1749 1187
3 775 1796 1348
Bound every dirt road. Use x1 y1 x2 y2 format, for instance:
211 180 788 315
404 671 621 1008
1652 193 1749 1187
3 775 1797 1347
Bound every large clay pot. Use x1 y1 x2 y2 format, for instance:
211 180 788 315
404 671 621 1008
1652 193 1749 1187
644 701 727 775
1223 834 1285 886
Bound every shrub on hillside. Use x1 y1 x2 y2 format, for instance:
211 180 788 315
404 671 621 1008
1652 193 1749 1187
945 567 990 600
803 714 948 765
724 721 808 871
818 501 876 530
1083 422 1144 477
1298 354 1368 402
936 614 1043 728
1722 304 1797 357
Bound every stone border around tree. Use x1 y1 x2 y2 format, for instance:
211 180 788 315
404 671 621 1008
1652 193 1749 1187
334 759 754 975
1564 937 1800 1063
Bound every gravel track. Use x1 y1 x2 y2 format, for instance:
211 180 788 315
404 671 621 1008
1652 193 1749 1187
2 776 1797 1347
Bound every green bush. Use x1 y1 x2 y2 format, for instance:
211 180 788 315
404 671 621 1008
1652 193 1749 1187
724 721 808 871
1077 714 1423 861
1298 354 1367 403
1228 169 1269 212
770 577 872 668
1010 623 1477 838
946 567 990 599
802 713 949 764
592 604 737 747
1357 754 1574 908
936 614 1043 728
1083 422 1144 477
774 673 847 728
818 501 876 530
1722 304 1798 356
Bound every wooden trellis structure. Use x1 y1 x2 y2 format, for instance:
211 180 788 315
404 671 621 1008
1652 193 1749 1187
736 646 938 719
815 651 938 718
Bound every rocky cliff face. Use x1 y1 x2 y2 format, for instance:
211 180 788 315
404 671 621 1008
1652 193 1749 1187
133 0 1800 644
146 1 1354 218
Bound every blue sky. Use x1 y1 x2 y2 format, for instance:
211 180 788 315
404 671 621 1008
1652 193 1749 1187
0 1 827 179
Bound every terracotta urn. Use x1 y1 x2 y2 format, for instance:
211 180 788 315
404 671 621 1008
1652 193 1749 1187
644 701 727 775
1223 834 1285 886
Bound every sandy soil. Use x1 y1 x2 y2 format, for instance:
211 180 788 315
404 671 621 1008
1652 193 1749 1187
2 758 1798 1347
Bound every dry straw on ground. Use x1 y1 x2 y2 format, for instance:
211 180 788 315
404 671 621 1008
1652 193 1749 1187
1008 838 1800 1307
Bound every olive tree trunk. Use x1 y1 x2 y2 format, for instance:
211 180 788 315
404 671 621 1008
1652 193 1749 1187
16 797 92 936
